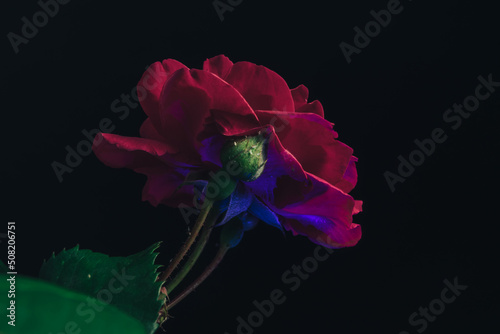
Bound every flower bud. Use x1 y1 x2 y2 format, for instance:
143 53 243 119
220 131 268 182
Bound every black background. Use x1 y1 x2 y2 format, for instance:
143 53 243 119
2 0 500 333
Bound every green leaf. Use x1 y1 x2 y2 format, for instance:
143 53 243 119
39 243 163 334
0 274 147 334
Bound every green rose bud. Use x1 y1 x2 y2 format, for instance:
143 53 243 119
220 131 269 182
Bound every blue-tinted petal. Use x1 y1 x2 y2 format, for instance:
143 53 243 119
248 197 283 231
217 183 253 226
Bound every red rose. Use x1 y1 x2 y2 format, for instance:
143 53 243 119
93 55 362 248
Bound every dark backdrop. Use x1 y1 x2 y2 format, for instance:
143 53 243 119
2 0 499 333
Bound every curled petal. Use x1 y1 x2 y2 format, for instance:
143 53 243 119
290 84 325 117
274 174 362 248
203 55 234 80
137 59 188 128
296 100 325 118
353 200 363 215
290 84 309 110
255 110 354 187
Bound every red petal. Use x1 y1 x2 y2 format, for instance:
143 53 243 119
162 59 188 75
353 200 363 215
92 133 193 207
157 68 260 164
92 133 173 169
290 84 325 117
210 109 262 136
141 167 194 207
137 59 187 132
333 156 359 193
139 117 167 142
255 110 354 187
290 84 309 110
296 100 325 118
224 61 295 112
244 126 308 204
203 55 234 80
275 174 362 248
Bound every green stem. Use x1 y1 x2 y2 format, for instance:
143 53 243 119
157 200 214 283
166 245 229 310
166 208 219 293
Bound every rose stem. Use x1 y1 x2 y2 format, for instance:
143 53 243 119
165 245 229 311
157 199 214 283
165 208 219 293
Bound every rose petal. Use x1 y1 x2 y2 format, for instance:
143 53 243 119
274 174 362 248
255 110 353 187
353 200 363 215
210 109 262 136
224 61 295 112
244 126 308 204
198 134 226 167
141 167 194 207
333 156 359 193
283 216 361 248
92 133 194 206
139 117 167 142
157 68 260 164
296 100 325 118
290 84 309 110
92 133 173 169
137 60 187 129
290 84 325 117
203 55 234 80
